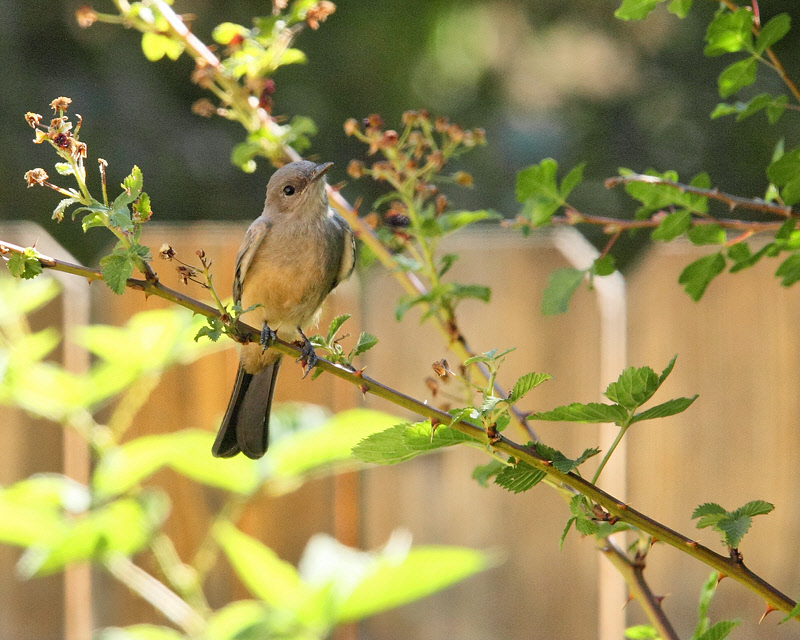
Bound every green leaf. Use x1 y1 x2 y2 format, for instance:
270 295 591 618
710 102 739 120
212 22 249 45
438 210 501 234
687 224 726 246
326 313 351 342
716 516 751 550
559 517 577 550
18 492 168 577
450 283 491 303
494 460 547 494
625 625 659 639
651 209 691 241
214 521 312 610
205 601 270 640
780 598 800 624
734 93 773 121
591 255 616 277
509 372 553 402
775 254 800 286
766 96 788 124
100 251 135 295
536 443 601 473
631 395 698 423
269 408 402 481
472 459 506 487
516 158 563 226
141 32 184 61
614 0 664 21
6 248 43 280
693 502 726 518
350 332 378 357
717 58 757 98
667 0 692 18
437 253 458 278
541 267 585 316
337 545 493 623
52 196 79 222
755 13 790 54
678 252 726 301
732 499 774 518
767 147 800 206
704 8 754 57
530 402 629 424
605 365 660 409
95 625 187 640
695 620 740 640
352 423 427 465
559 163 585 198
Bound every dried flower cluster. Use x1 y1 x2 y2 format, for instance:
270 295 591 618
344 111 486 235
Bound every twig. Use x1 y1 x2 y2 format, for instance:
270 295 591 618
3 237 798 620
104 554 205 635
605 174 795 218
152 0 535 439
598 539 679 640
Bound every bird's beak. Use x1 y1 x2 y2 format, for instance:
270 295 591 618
310 162 334 183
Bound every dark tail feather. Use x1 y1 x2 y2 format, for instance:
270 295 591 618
212 358 281 459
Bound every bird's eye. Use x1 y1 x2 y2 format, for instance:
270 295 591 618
283 185 296 196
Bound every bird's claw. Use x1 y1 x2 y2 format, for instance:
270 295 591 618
260 323 277 352
295 330 318 378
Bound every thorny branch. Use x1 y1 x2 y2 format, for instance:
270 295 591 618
1 238 798 622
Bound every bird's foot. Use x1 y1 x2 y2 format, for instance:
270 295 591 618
294 328 318 378
260 323 278 352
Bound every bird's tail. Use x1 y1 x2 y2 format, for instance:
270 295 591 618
212 358 282 459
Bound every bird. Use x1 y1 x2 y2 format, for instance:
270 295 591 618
212 160 355 459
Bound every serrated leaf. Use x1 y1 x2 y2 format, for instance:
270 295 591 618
541 267 585 315
325 313 351 342
651 210 691 241
732 499 774 518
755 13 790 54
679 252 726 301
631 395 698 423
350 332 378 357
451 283 491 303
574 515 599 536
494 460 546 494
559 517 577 550
6 250 43 280
614 0 664 21
536 443 601 473
437 253 458 278
605 365 660 409
509 372 552 402
717 515 751 549
693 502 726 518
100 251 134 295
530 402 628 424
687 224 726 246
718 58 757 98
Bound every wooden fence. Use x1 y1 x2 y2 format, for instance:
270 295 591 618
1 222 798 639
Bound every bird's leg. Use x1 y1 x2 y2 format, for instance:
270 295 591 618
260 322 278 352
294 327 318 378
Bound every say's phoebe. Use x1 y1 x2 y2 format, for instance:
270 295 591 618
212 160 356 459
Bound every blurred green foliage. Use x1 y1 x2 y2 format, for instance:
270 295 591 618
5 0 799 267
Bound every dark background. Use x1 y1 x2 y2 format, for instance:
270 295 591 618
3 0 799 265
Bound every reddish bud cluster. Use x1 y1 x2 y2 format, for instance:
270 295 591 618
75 6 97 28
306 1 336 30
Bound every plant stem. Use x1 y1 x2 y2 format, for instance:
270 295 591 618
4 237 798 620
592 422 629 485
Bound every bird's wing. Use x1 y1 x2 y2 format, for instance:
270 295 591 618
233 216 272 303
331 213 356 291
